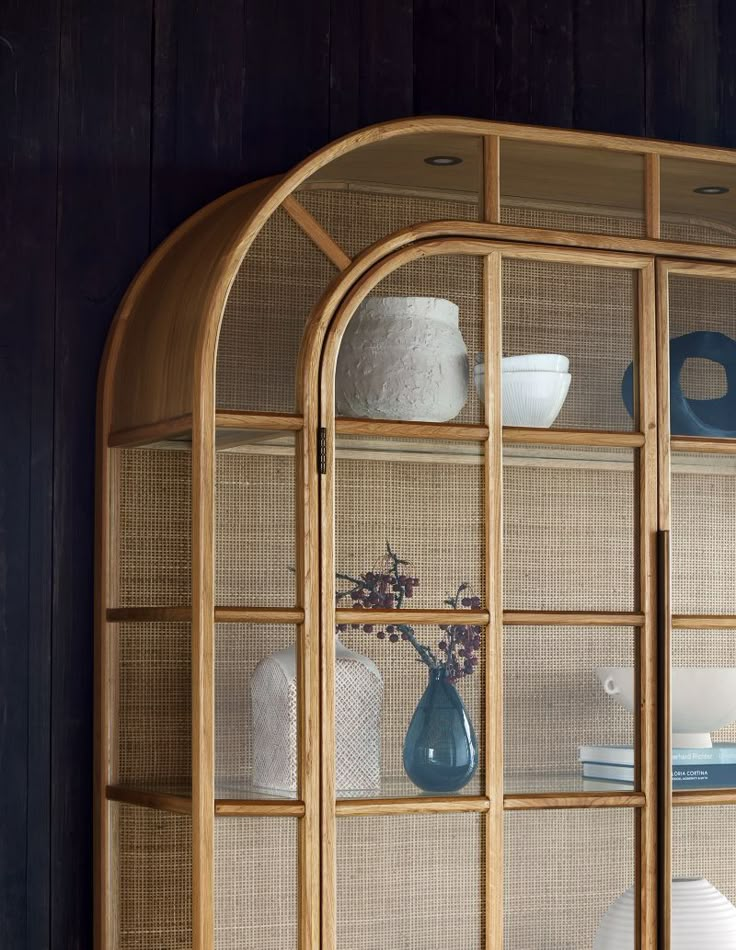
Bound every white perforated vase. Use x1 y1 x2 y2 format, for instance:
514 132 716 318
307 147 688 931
594 878 736 949
335 296 469 422
250 638 383 794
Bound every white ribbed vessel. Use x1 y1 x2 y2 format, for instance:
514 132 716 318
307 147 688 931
594 878 736 949
335 296 469 422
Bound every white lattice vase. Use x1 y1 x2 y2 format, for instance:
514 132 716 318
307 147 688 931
250 638 383 794
335 296 469 422
594 878 736 949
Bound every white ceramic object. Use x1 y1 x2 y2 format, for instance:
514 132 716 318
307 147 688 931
502 353 569 373
251 638 383 794
594 878 736 949
596 666 736 748
474 366 571 428
335 296 469 422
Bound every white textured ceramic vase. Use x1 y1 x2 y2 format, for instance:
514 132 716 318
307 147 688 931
594 878 736 949
250 638 383 794
335 296 469 422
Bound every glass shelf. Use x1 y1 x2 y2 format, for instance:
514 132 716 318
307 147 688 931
504 771 637 796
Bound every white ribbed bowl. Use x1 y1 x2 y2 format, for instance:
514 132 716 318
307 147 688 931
595 666 736 748
474 367 571 428
502 353 569 373
595 878 736 949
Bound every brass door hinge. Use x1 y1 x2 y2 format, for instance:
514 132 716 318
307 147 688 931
318 426 327 475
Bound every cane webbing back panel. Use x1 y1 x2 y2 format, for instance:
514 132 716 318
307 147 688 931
336 813 483 950
214 817 298 950
118 448 192 607
117 622 191 785
114 804 192 950
673 806 736 903
216 206 338 414
504 808 634 949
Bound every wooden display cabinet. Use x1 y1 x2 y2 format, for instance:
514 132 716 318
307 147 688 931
96 117 736 949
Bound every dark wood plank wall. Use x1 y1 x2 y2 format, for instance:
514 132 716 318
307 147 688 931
2 0 736 945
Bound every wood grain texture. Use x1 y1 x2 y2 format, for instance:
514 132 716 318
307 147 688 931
504 791 646 810
335 796 491 816
105 785 193 816
502 610 645 627
282 196 352 269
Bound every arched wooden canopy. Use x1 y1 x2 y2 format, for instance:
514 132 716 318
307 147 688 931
100 114 736 443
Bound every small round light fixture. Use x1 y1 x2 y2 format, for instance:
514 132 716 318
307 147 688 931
424 155 463 166
693 185 730 195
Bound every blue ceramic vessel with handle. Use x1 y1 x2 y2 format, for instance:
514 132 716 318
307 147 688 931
403 667 478 793
622 331 736 437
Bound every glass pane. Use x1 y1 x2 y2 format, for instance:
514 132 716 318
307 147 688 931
500 140 645 238
337 813 483 949
113 803 192 949
335 254 484 425
215 437 296 607
670 629 736 790
505 809 635 948
300 133 483 257
667 274 736 439
335 439 484 607
662 157 736 246
672 453 736 615
216 623 297 800
215 817 297 950
216 206 339 412
503 446 636 611
117 446 192 607
672 806 736 938
335 623 483 799
117 622 191 791
504 626 636 794
501 259 637 432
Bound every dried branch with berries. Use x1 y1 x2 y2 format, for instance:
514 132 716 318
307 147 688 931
336 543 482 682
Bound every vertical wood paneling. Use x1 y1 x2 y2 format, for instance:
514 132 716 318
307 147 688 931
645 0 720 143
494 0 575 127
243 0 330 179
54 2 152 946
329 0 414 137
575 0 645 136
151 0 246 245
0 2 60 947
413 0 495 118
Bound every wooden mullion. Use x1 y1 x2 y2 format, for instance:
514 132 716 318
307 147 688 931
484 251 504 950
504 792 646 811
106 784 192 815
335 607 489 625
215 800 306 817
215 410 304 430
335 796 490 817
636 260 659 950
503 610 645 627
503 427 645 448
334 416 488 441
215 607 305 624
673 614 736 629
673 789 736 807
671 436 736 455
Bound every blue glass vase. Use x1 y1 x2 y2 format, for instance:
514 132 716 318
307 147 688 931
403 668 478 793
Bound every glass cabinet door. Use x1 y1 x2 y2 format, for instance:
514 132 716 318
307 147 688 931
321 242 656 949
661 262 736 945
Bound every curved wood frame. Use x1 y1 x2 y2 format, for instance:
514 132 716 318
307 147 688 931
96 117 736 950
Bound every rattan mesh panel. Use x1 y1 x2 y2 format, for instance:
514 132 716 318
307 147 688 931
501 202 645 238
673 806 736 902
336 813 483 950
503 457 636 611
118 448 191 607
216 206 338 413
117 622 191 785
335 451 485 608
662 217 736 246
504 626 634 780
215 451 295 607
672 467 736 615
215 623 295 794
339 624 484 795
502 259 636 432
115 803 192 950
298 186 479 259
673 630 736 746
669 275 736 401
504 808 634 949
215 817 297 950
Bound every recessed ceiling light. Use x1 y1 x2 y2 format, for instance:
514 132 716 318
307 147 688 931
693 185 730 195
424 155 463 166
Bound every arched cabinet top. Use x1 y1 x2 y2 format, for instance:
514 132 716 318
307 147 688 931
101 116 736 441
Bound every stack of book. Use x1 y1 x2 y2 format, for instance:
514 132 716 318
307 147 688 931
579 744 736 788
